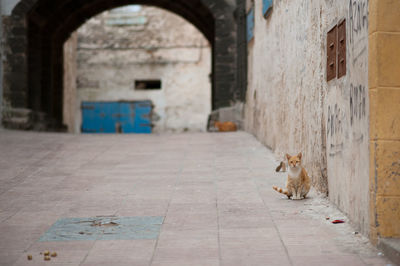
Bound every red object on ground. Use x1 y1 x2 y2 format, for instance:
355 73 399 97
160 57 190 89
331 219 345 224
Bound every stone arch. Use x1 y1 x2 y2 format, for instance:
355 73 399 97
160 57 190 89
3 0 246 130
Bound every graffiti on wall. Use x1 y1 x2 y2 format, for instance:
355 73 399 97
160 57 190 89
350 84 367 144
348 0 368 44
327 103 344 138
350 84 366 126
327 103 345 157
327 83 367 156
348 0 368 65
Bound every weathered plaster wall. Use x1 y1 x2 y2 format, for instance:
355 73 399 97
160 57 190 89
71 6 211 133
63 32 77 133
245 0 369 234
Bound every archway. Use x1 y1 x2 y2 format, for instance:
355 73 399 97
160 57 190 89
67 5 212 133
3 0 246 130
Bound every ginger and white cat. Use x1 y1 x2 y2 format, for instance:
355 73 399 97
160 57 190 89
273 152 311 200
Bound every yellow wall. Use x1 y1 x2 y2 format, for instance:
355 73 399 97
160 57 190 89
369 0 400 243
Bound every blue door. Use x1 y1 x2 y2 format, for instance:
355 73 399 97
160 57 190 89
81 102 119 133
134 101 152 133
81 102 102 133
81 101 152 133
102 102 120 133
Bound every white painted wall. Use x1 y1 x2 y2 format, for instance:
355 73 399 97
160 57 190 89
245 0 369 234
70 6 211 133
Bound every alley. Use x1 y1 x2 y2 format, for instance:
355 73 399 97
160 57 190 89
0 130 393 266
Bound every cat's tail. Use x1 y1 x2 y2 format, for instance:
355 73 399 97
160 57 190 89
275 163 282 172
273 186 290 196
275 161 283 172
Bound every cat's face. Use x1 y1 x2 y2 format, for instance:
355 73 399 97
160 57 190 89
286 153 302 168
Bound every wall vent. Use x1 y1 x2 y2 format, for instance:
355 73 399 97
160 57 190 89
135 80 162 90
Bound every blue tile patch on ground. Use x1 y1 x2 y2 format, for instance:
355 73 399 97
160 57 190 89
39 216 164 241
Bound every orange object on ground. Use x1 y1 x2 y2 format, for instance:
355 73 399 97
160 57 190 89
214 121 237 132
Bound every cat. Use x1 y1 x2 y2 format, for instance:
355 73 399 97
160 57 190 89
273 152 311 200
214 121 237 132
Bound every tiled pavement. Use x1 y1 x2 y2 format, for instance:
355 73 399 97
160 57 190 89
0 130 393 266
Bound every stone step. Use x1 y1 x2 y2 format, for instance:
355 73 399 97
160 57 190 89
2 108 32 129
378 238 400 265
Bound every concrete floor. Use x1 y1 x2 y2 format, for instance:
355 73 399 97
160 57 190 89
0 130 393 266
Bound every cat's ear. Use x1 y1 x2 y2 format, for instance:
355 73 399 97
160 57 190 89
297 152 302 159
285 153 291 160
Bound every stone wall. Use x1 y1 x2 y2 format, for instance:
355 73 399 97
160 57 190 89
245 0 370 235
369 0 400 243
69 6 211 133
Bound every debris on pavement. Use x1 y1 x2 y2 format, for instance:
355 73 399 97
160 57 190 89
90 221 118 227
38 250 58 261
27 254 32 260
331 219 345 224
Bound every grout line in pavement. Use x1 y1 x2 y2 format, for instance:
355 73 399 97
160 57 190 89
213 161 222 266
148 137 189 266
251 167 294 266
78 240 97 266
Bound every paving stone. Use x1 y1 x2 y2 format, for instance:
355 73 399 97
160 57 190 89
0 130 393 265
